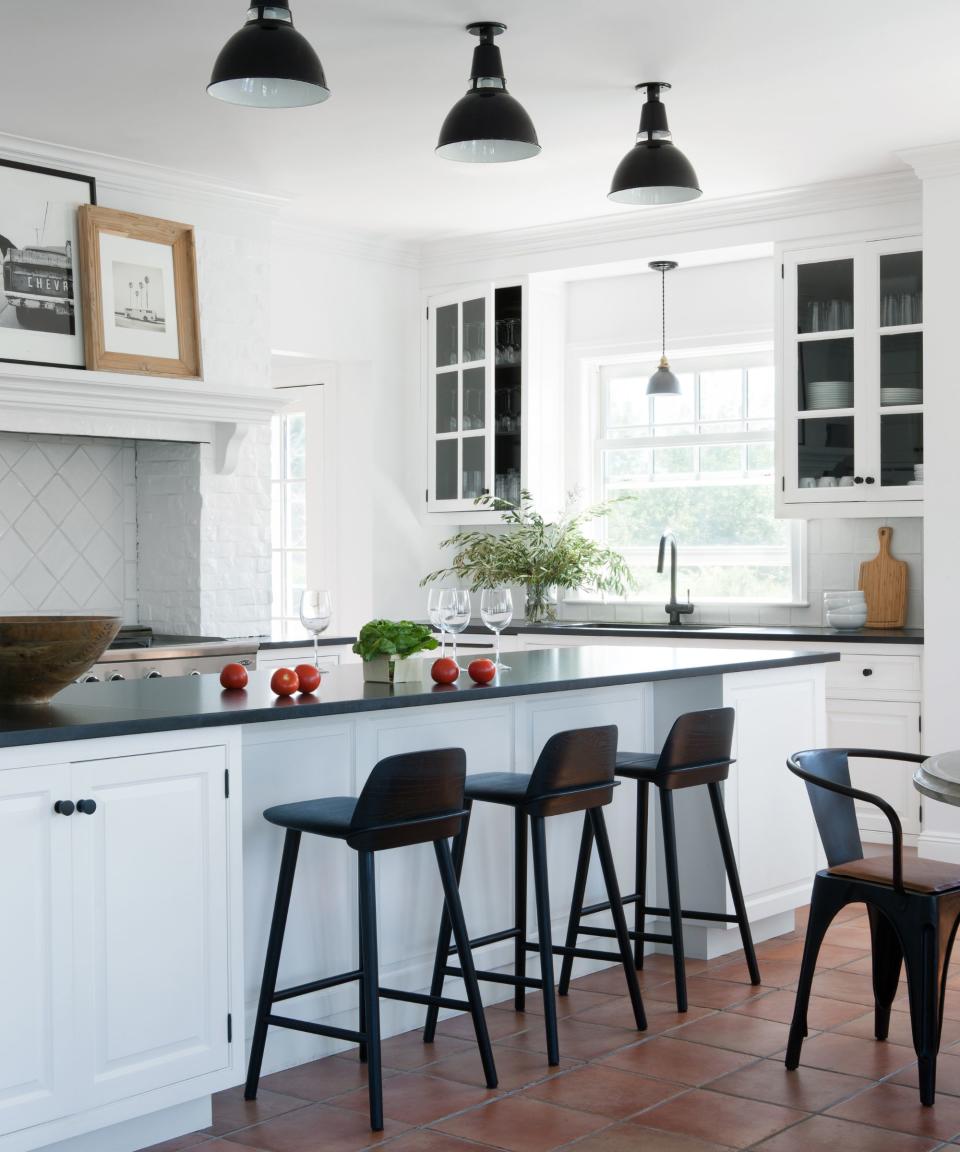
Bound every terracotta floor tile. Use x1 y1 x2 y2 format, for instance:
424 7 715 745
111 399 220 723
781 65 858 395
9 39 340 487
330 1072 499 1126
496 1016 640 1061
646 977 754 1011
635 1087 807 1149
374 1132 491 1151
141 1136 215 1152
704 959 800 988
895 993 960 1021
729 989 865 1030
491 987 616 1019
428 1043 578 1092
227 1102 409 1151
709 1057 871 1111
893 1050 960 1096
522 1062 682 1118
204 1087 312 1137
827 1080 960 1140
373 1030 474 1071
431 1094 608 1151
800 969 878 1006
437 1008 529 1042
666 1012 791 1056
573 994 712 1034
823 923 873 950
198 1143 274 1152
789 1031 916 1078
600 1036 755 1086
574 1124 733 1151
837 1008 960 1047
755 939 867 968
260 1057 398 1103
836 952 908 979
751 1114 940 1151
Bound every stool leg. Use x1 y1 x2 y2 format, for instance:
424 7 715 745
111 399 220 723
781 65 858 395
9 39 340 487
245 830 301 1100
708 781 760 986
558 812 594 996
358 870 367 1064
423 802 473 1043
434 838 498 1089
515 809 528 1012
591 807 647 1031
530 814 560 1065
634 780 650 970
358 850 383 1131
659 789 688 1013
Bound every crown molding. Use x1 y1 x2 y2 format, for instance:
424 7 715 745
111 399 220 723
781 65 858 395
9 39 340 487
896 142 960 181
272 218 421 269
419 170 921 271
0 132 290 219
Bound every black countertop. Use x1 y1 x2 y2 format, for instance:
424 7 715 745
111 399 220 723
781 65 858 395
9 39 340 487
257 634 357 651
0 645 838 750
516 623 924 645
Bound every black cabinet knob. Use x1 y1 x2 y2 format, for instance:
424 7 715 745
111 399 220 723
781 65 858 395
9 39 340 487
854 476 864 484
76 799 97 815
862 668 874 677
865 476 876 484
54 800 75 816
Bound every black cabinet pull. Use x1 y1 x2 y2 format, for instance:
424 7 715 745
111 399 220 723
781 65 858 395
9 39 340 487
865 476 876 484
854 476 864 484
862 668 874 677
54 800 75 816
76 799 97 815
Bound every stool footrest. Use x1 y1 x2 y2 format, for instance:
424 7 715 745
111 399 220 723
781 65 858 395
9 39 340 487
379 987 470 1013
450 927 522 955
272 970 362 1002
445 964 543 991
571 899 740 933
549 943 622 963
266 1014 365 1046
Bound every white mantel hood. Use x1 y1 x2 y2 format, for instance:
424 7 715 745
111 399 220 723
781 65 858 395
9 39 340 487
0 361 285 473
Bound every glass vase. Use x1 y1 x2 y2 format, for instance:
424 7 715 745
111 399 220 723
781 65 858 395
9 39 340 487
524 583 558 623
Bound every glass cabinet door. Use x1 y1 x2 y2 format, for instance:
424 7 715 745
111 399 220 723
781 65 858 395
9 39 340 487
876 250 923 493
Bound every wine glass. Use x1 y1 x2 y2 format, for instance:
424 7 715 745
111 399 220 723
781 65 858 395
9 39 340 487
299 589 332 667
438 589 471 668
480 588 513 670
427 588 446 656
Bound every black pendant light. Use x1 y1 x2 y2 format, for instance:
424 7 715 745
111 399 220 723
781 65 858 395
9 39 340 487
436 23 540 163
609 83 701 205
208 2 330 108
648 261 681 395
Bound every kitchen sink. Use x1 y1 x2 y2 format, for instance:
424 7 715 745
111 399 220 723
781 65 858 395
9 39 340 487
549 621 721 630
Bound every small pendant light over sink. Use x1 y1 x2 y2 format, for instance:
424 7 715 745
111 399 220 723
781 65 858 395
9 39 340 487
436 23 541 163
609 83 701 205
208 2 330 108
648 261 681 395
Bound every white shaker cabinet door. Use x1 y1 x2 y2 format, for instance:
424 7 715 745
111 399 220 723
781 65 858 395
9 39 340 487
0 763 73 1133
70 745 231 1108
826 697 922 839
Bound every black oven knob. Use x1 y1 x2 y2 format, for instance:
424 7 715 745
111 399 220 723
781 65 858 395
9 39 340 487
109 672 126 682
146 670 163 679
82 674 100 683
190 670 202 677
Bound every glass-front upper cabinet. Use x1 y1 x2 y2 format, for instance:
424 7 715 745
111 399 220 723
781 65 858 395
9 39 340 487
427 281 525 513
779 237 922 516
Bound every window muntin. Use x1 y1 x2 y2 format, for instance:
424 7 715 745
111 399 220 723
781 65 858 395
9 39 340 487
271 412 307 636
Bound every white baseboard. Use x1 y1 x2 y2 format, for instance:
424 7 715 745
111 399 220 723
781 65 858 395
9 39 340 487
917 832 960 864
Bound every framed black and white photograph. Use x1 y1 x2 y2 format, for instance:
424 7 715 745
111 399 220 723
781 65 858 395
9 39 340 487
0 159 96 369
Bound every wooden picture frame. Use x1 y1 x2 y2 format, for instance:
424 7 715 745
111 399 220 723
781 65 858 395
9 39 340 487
78 205 202 378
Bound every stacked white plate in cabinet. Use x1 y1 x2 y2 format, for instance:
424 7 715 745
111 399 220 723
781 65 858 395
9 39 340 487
805 380 853 410
880 387 923 405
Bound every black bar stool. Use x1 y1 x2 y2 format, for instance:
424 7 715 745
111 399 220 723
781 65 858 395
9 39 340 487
558 708 760 1012
244 748 497 1131
423 725 646 1065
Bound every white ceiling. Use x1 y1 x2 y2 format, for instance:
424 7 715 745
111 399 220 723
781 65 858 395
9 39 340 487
5 1 958 241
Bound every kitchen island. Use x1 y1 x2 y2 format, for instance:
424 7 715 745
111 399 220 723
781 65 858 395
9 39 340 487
0 645 835 1152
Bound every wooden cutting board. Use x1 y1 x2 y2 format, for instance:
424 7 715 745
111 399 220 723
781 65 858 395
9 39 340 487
858 526 908 628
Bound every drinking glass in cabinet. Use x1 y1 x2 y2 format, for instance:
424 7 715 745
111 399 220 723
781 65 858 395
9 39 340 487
797 415 854 487
880 252 922 327
462 297 485 362
462 367 485 430
797 258 854 333
436 303 458 367
436 372 458 433
495 318 521 364
880 413 923 487
880 333 923 406
798 338 854 411
462 436 485 499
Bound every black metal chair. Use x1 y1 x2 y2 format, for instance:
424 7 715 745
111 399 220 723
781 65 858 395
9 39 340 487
422 725 646 1065
558 707 760 1012
244 748 497 1131
785 747 960 1107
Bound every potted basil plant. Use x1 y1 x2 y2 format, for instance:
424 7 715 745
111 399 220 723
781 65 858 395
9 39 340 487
352 619 439 684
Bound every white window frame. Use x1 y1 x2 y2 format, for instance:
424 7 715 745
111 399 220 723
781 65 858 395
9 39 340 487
271 410 307 637
583 348 806 607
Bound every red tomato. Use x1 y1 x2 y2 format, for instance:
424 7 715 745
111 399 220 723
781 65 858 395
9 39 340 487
430 657 460 685
220 662 249 690
295 664 322 693
270 667 299 696
468 658 497 685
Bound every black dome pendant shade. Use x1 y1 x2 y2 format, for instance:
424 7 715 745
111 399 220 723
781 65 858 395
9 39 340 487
609 83 701 205
647 260 681 395
208 2 330 108
436 23 540 163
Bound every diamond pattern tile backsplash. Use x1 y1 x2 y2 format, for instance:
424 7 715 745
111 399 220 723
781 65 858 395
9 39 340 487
0 432 137 621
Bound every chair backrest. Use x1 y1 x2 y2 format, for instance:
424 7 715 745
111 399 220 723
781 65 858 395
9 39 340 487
788 749 864 867
526 725 618 816
348 747 467 851
656 708 736 788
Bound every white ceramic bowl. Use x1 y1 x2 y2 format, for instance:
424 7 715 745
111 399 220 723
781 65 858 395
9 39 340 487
824 594 865 608
826 610 868 631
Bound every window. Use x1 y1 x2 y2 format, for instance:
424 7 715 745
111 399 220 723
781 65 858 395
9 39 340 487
594 356 802 603
271 411 306 636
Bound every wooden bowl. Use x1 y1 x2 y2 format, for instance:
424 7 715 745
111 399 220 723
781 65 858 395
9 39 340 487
0 615 122 704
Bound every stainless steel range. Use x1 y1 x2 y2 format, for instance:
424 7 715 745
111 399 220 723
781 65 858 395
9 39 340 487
83 626 259 683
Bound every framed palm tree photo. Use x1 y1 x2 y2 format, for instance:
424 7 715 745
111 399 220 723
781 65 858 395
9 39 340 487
77 206 202 378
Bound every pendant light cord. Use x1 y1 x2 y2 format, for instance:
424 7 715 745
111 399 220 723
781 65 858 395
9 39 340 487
661 268 666 359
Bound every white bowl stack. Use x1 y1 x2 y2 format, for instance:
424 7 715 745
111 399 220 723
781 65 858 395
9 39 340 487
824 591 867 631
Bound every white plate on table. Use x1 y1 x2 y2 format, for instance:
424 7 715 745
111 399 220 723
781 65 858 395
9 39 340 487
920 752 960 785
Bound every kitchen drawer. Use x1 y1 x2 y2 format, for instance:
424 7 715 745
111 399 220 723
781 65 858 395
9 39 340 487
826 652 921 694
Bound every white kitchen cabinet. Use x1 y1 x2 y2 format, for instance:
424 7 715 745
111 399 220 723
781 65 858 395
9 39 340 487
0 764 73 1135
777 234 923 518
